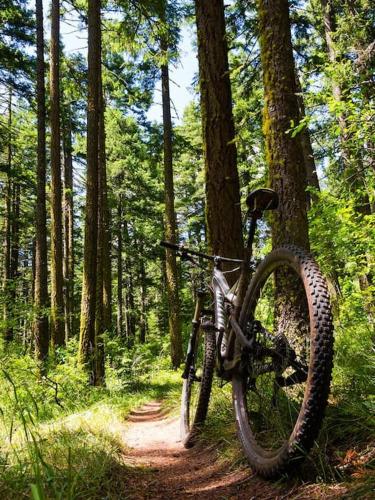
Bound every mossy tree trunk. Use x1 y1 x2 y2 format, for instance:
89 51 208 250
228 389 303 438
161 30 182 368
258 0 310 336
34 0 49 363
195 0 243 280
79 0 101 384
50 0 64 347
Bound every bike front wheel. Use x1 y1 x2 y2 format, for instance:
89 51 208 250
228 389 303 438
180 324 216 448
232 245 334 477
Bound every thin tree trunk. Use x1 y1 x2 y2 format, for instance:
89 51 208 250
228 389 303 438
79 0 101 383
258 0 310 336
63 113 74 341
117 194 123 337
124 219 135 345
94 79 106 386
8 180 20 338
34 0 49 363
195 0 243 277
294 71 320 206
99 91 112 334
161 34 182 368
139 239 147 344
50 0 64 347
3 91 13 341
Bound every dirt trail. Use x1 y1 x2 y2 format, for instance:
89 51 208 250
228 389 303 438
121 402 290 499
117 402 370 499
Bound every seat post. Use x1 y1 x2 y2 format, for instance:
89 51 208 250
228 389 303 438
246 209 262 249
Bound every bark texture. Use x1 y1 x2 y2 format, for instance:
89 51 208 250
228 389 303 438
50 0 64 347
195 0 243 273
258 0 310 337
79 0 101 381
94 83 107 386
161 42 182 368
63 113 74 341
258 0 309 250
34 0 49 362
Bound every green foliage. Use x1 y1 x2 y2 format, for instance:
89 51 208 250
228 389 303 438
0 339 181 498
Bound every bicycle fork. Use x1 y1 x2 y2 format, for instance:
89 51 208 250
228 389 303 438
181 290 208 379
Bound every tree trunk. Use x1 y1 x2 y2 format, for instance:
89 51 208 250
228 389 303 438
139 239 147 344
3 91 13 341
124 219 135 345
79 0 101 383
258 0 310 336
8 180 20 338
63 113 74 341
50 0 64 347
99 90 112 334
94 80 106 386
294 71 320 206
116 194 123 337
161 36 182 368
195 0 243 276
34 0 49 363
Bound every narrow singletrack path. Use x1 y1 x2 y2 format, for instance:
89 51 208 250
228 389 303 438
119 401 362 499
121 402 288 499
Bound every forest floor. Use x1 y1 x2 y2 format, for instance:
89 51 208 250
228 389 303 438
114 401 374 499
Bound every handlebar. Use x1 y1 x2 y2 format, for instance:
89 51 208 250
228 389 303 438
160 240 243 264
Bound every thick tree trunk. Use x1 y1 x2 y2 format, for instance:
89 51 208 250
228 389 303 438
50 0 64 347
258 0 310 336
34 0 49 363
161 39 182 368
79 0 101 383
195 0 243 277
63 114 74 341
116 194 123 337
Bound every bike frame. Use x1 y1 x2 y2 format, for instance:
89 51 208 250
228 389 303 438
174 211 263 380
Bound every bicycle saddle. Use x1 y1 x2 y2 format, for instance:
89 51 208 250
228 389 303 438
246 188 279 212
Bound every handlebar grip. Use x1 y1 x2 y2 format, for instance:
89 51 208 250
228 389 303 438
160 240 180 251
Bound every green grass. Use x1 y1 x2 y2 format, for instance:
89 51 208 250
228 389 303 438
0 341 181 499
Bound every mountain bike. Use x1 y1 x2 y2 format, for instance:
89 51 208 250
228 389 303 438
160 188 334 478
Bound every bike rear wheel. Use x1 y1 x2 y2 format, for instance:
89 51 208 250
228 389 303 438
180 324 215 447
232 245 334 477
